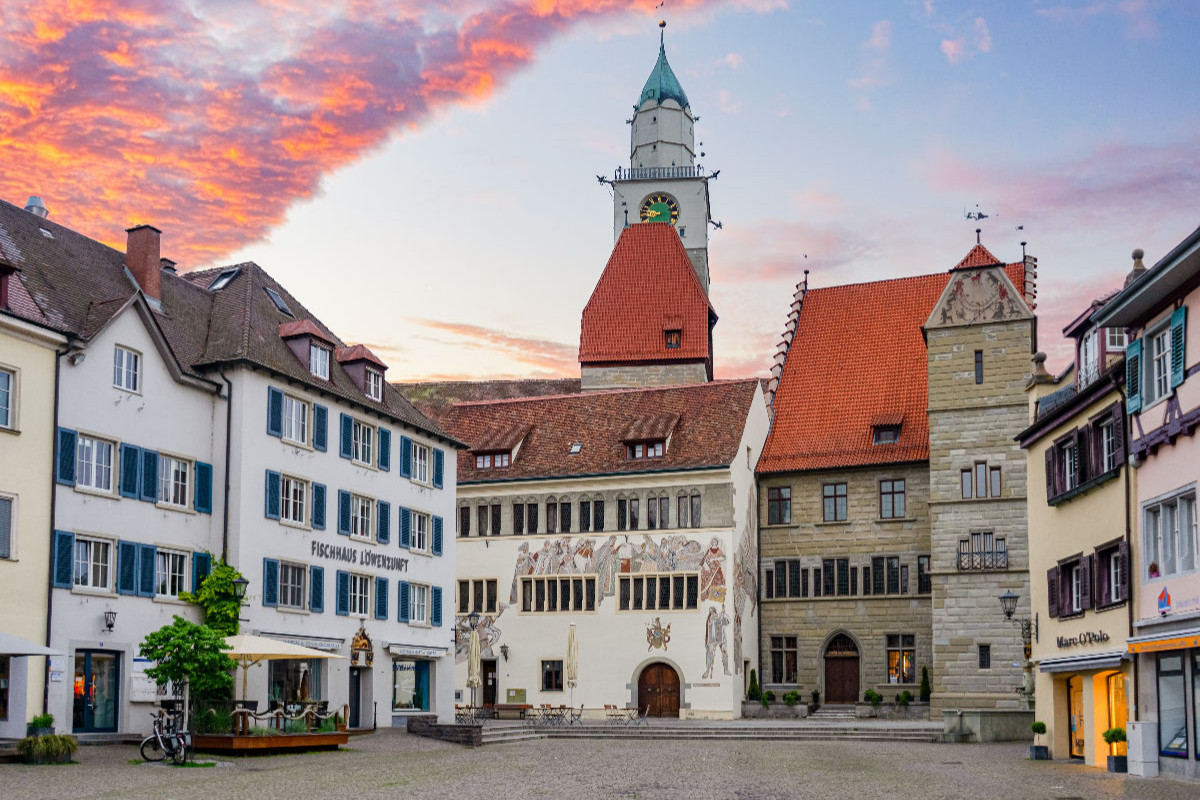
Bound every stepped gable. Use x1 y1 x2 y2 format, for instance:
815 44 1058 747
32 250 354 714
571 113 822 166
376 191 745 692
579 223 714 365
440 379 758 483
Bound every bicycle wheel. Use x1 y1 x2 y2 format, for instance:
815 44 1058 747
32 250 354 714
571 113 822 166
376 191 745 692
140 736 165 762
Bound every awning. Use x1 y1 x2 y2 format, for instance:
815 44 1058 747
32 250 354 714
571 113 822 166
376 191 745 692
0 631 63 656
1127 627 1200 654
1037 650 1129 673
387 644 449 659
256 632 345 652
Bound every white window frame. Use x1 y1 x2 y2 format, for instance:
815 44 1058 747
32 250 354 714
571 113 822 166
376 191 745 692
155 549 188 598
281 475 307 526
0 367 14 430
351 419 373 466
157 454 190 508
349 573 371 616
1062 441 1078 491
1144 490 1197 579
73 535 112 592
1069 563 1082 614
412 442 430 484
1079 329 1100 386
309 343 330 380
1101 420 1116 473
281 394 309 446
350 494 373 540
1146 326 1172 406
1109 548 1123 604
113 346 141 393
279 562 307 610
365 368 383 401
75 434 115 493
1106 328 1127 351
412 511 430 553
410 582 430 626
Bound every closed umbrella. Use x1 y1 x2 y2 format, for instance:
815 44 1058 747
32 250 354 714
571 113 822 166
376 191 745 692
466 629 482 706
566 623 579 706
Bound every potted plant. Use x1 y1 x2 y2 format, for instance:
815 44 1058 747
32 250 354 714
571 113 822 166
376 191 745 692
746 669 761 702
1103 727 1127 773
335 712 347 733
26 712 54 737
1030 721 1049 760
17 733 77 764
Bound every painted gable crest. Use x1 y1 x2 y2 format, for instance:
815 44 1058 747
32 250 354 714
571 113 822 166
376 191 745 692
925 267 1031 329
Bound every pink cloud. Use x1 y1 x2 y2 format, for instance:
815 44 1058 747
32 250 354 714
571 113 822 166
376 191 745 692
940 38 965 63
413 318 577 375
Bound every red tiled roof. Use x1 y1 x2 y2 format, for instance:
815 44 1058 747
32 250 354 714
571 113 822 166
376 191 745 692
441 380 759 483
279 319 334 344
336 344 386 369
952 243 1004 270
579 224 714 364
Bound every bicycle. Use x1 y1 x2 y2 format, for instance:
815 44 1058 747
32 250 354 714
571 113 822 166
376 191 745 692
140 713 189 765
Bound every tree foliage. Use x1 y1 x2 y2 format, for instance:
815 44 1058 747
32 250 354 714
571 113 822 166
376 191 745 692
140 616 235 698
181 557 244 637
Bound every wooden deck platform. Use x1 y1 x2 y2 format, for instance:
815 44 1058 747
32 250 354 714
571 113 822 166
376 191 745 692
193 731 349 755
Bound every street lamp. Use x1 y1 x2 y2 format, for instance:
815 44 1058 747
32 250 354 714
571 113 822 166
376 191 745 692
103 610 117 632
232 576 249 603
998 590 1037 707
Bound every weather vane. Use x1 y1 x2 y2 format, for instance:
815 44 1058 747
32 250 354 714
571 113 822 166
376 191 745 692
964 204 991 222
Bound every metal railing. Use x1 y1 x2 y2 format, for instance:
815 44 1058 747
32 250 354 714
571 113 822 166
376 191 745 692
956 550 1008 571
613 165 704 181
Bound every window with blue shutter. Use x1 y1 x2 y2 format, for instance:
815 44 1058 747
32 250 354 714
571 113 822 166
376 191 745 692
1170 306 1187 389
312 483 327 530
399 507 412 549
377 500 391 544
400 436 413 478
265 470 282 520
117 540 138 595
56 428 77 486
310 566 325 613
137 543 157 597
0 497 11 559
339 413 353 459
140 449 159 502
398 580 411 622
433 448 444 489
375 577 389 620
432 516 443 556
337 490 351 536
1126 337 1143 414
267 387 284 437
431 586 443 627
336 570 350 616
52 531 74 588
194 462 213 514
192 552 212 591
262 558 279 607
119 443 141 498
378 428 391 471
313 404 329 452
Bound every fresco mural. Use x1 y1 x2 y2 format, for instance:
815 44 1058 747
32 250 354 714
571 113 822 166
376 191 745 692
932 268 1027 326
702 605 731 678
730 500 759 676
646 617 671 651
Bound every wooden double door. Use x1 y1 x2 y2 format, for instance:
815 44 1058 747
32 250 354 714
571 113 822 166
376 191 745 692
823 634 860 704
637 663 680 717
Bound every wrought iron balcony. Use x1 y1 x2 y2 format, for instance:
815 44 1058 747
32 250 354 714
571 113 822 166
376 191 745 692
957 549 1009 571
614 165 705 181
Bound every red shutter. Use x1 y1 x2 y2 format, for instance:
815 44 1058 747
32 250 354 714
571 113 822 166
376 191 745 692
1118 540 1131 603
1044 448 1057 501
1080 555 1094 610
1047 567 1059 618
1096 550 1111 607
1110 403 1126 467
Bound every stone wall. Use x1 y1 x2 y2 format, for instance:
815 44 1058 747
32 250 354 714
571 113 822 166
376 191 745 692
581 362 709 391
406 714 482 747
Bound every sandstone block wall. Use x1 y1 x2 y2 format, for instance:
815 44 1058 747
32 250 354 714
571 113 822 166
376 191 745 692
581 362 709 390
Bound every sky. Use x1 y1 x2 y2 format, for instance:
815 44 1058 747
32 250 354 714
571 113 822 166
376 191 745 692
2 0 1199 380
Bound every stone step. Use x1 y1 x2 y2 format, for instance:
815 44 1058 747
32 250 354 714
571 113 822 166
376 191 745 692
478 723 942 745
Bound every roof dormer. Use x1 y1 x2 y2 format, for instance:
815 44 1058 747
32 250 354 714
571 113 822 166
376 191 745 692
279 319 337 381
336 344 388 401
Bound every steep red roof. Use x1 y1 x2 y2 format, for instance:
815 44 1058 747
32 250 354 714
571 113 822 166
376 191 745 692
579 224 714 364
952 243 1004 270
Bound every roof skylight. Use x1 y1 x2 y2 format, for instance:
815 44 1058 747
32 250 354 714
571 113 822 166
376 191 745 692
263 286 293 316
569 443 583 455
208 268 240 291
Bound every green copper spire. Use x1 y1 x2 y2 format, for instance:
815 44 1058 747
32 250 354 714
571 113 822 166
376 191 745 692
638 29 690 109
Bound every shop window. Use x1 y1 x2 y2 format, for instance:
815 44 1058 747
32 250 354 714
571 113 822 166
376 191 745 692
1157 653 1188 757
392 659 430 711
886 634 915 683
269 658 324 704
770 636 797 684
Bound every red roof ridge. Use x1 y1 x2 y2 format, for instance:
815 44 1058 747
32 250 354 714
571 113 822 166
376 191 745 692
951 243 1005 271
451 377 759 409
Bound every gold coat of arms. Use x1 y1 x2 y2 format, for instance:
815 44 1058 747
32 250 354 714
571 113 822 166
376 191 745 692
646 617 671 652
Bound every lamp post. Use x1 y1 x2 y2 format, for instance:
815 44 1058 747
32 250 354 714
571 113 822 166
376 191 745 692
999 590 1037 708
466 611 481 707
232 576 249 624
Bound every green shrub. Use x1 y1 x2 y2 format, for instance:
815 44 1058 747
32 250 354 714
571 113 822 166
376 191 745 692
763 690 776 703
920 666 931 701
30 713 54 729
746 669 761 701
897 690 913 706
192 707 234 735
248 726 276 737
864 689 882 708
1031 721 1046 743
316 716 337 733
17 734 78 764
284 719 309 734
1102 727 1126 745
783 690 800 707
760 695 769 708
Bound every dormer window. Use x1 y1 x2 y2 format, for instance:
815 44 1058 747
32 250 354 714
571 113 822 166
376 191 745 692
1106 328 1126 351
365 368 383 401
664 329 681 349
628 440 664 460
310 344 330 380
873 425 900 445
475 452 511 469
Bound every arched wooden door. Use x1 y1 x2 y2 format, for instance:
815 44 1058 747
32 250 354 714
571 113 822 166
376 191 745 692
823 634 860 704
637 663 680 717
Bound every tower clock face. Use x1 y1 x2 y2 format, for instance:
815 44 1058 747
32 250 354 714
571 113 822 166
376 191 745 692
640 193 680 225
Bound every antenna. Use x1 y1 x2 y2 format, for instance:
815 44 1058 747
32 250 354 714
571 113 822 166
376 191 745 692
976 228 981 245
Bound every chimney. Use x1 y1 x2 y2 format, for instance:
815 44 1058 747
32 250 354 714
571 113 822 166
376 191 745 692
160 257 177 274
24 196 49 218
126 225 162 301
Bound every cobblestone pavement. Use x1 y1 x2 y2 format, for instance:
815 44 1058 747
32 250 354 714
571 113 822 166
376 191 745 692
3 730 1196 800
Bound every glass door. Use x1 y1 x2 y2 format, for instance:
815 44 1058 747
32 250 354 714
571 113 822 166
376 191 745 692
1067 675 1085 758
1107 673 1127 757
73 650 119 733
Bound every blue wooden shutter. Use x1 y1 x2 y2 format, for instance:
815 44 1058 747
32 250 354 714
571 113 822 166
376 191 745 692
265 470 281 520
266 387 284 437
1170 306 1187 389
336 570 350 616
1125 337 1143 414
433 448 444 489
313 404 329 452
192 552 212 592
399 507 412 549
339 413 353 459
310 566 324 613
375 577 389 620
432 516 443 556
137 543 157 597
377 500 391 544
140 449 159 502
119 443 141 498
262 558 279 607
398 580 411 622
378 428 391 471
312 483 327 530
337 490 351 536
194 462 213 514
56 428 77 486
400 436 413 478
0 497 10 559
431 586 443 627
52 531 74 588
117 540 138 595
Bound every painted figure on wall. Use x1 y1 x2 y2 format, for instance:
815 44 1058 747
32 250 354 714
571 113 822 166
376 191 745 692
700 538 726 603
730 498 759 675
702 605 731 678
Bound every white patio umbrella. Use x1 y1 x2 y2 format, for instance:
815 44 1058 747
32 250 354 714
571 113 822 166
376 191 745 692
0 630 63 656
224 634 342 702
566 623 579 706
466 629 482 706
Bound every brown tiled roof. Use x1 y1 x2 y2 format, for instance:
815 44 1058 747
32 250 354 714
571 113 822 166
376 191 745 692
620 413 680 442
579 224 715 365
336 344 386 368
279 319 334 343
396 378 582 425
440 380 759 483
469 424 532 453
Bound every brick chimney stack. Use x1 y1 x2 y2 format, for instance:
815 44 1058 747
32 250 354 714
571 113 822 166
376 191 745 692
126 225 162 301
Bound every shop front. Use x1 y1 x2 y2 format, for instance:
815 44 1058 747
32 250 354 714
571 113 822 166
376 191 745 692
1129 628 1200 780
1037 651 1132 766
389 644 447 721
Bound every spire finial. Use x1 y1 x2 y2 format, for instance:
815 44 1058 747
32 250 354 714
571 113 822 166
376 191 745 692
659 19 666 46
975 227 981 245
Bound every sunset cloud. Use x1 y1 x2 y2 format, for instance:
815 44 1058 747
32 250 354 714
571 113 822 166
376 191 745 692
0 0 726 265
413 318 577 375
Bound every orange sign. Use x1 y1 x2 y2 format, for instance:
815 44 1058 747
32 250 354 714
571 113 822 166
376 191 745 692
1128 634 1200 654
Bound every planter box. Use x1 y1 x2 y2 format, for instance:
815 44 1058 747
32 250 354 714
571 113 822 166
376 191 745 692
1029 745 1049 760
25 726 54 737
855 702 930 720
740 701 808 719
1107 755 1127 773
193 732 348 756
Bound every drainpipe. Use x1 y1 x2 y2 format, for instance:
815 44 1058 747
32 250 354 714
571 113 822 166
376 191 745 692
42 342 69 715
1116 373 1138 719
219 368 233 562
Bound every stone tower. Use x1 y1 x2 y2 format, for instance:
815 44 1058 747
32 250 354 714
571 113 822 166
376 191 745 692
610 24 712 293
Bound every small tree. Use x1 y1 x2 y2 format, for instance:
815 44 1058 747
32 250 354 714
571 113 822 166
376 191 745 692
919 666 932 701
1031 720 1046 745
747 669 761 701
181 557 245 637
140 616 236 730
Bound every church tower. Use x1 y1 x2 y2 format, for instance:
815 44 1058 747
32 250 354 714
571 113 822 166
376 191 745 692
611 23 713 292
